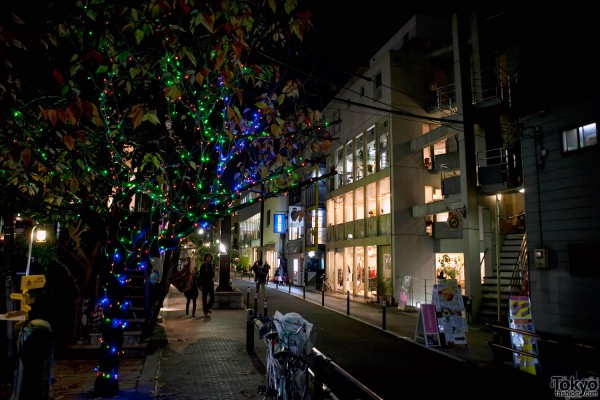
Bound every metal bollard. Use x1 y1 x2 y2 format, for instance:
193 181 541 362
263 298 268 317
303 283 306 299
246 309 254 352
321 285 325 306
254 291 258 314
382 299 387 330
289 282 292 294
313 353 325 400
347 291 350 315
246 287 250 309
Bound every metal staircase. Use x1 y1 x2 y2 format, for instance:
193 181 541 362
479 233 527 324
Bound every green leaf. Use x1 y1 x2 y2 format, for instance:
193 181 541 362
142 111 160 125
135 29 144 45
96 65 108 74
86 10 97 22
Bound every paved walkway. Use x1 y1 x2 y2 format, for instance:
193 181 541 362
44 277 553 399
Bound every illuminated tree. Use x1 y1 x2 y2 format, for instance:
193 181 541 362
0 0 332 395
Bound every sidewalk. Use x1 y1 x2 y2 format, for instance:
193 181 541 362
47 277 515 399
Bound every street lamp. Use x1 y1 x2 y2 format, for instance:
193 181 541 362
25 225 46 276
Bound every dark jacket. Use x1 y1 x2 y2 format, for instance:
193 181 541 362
198 261 215 286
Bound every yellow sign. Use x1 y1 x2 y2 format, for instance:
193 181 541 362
20 275 46 290
10 293 24 301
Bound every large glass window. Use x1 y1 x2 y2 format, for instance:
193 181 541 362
355 187 365 220
334 195 344 225
378 120 390 170
344 192 354 222
379 178 391 214
355 246 365 297
240 213 260 243
366 183 377 217
288 208 303 240
311 209 326 244
345 141 353 183
367 245 378 300
343 247 354 293
366 126 377 176
355 134 364 180
335 147 344 188
326 198 334 227
562 122 597 152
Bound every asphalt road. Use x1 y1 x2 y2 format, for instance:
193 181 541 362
235 279 557 399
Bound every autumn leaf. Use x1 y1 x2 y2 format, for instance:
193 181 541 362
70 177 79 193
215 50 226 70
270 123 282 138
195 71 205 86
64 134 76 150
21 148 31 167
130 106 143 130
48 109 58 127
64 107 77 125
200 12 215 33
75 131 88 144
91 104 103 126
164 85 183 100
53 68 63 84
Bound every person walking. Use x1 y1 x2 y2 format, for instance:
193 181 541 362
184 262 199 317
251 260 267 299
198 253 216 316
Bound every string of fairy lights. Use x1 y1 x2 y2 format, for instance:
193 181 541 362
5 2 332 393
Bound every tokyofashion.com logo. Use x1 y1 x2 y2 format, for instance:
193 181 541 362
550 376 599 399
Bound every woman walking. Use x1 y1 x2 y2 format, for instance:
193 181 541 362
184 262 199 317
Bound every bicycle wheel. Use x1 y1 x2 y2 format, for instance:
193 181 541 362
265 353 280 398
286 356 308 400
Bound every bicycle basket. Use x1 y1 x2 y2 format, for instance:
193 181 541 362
273 310 315 357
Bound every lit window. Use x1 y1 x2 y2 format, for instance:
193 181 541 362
562 122 597 152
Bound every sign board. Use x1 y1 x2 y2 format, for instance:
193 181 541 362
397 275 411 311
415 303 440 347
20 275 46 290
508 295 539 375
432 280 468 345
273 213 286 233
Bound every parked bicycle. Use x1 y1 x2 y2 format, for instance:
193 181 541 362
319 276 334 294
259 312 314 400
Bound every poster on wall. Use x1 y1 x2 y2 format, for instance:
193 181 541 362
397 275 411 311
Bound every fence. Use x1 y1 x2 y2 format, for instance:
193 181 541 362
488 324 600 379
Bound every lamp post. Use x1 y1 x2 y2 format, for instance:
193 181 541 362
25 225 46 276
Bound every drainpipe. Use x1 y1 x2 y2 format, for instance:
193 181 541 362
495 195 501 323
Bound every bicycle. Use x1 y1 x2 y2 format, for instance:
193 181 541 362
320 276 334 294
259 314 312 400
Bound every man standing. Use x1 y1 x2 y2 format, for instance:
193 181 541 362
198 253 216 316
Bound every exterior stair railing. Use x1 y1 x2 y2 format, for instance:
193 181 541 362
509 233 528 296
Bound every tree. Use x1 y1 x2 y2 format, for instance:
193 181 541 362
1 0 332 395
